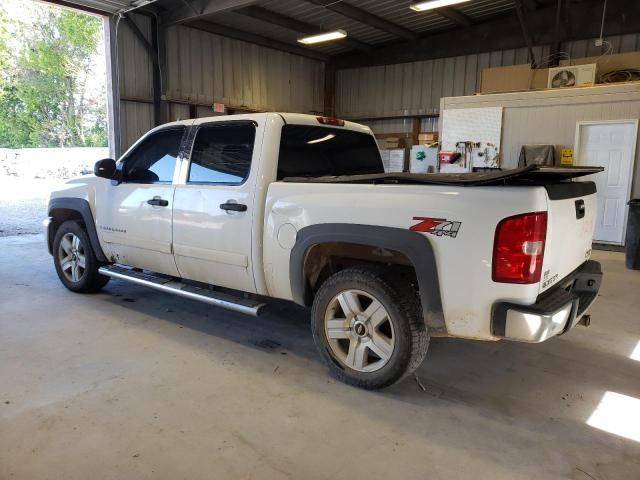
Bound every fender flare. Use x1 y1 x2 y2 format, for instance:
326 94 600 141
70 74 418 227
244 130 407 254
289 223 446 336
48 198 108 262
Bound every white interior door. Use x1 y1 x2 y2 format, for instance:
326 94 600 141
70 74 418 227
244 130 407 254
575 120 638 245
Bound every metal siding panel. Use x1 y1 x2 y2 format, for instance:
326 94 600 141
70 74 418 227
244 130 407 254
401 62 414 113
336 33 640 120
169 103 190 122
430 58 444 113
453 56 466 97
464 54 478 96
619 34 638 52
166 26 180 101
421 60 434 114
442 57 456 98
410 61 424 111
159 25 323 117
501 49 516 66
118 14 152 100
475 52 491 93
119 101 153 152
489 50 503 68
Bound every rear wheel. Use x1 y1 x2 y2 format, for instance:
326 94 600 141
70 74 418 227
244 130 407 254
311 267 429 389
53 220 110 293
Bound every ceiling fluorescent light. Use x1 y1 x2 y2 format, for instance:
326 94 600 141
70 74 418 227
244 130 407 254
410 0 471 12
298 30 347 45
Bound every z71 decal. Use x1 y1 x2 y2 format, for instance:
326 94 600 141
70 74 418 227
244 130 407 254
410 217 462 238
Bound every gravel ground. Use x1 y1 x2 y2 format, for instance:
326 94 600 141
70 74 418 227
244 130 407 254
0 177 66 237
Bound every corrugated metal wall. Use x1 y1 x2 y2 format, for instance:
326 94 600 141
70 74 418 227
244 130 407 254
340 34 640 134
116 17 325 151
165 26 324 115
117 14 155 151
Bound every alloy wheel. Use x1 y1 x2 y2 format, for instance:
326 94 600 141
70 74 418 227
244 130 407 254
58 232 86 283
324 289 395 373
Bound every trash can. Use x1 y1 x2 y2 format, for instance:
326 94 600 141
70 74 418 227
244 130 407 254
626 199 640 270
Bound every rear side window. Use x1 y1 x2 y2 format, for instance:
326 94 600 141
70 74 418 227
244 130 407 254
277 125 383 179
188 122 256 185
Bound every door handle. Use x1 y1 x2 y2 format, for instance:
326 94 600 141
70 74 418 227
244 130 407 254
220 201 247 212
147 196 169 207
575 199 585 219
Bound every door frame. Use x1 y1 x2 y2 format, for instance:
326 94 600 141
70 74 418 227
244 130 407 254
574 119 638 245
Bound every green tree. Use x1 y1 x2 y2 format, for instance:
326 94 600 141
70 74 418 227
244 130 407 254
0 2 107 148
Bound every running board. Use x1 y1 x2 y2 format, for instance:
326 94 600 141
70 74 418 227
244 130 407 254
98 265 266 316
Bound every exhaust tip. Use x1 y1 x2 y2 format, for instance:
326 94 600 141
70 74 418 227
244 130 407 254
578 314 591 327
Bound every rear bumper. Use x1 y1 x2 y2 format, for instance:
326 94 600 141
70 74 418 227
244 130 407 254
492 260 602 343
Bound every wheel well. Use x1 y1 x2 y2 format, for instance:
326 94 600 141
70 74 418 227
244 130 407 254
302 242 418 304
48 208 84 251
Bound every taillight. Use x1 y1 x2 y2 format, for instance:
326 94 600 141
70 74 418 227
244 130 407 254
316 116 345 126
492 212 547 284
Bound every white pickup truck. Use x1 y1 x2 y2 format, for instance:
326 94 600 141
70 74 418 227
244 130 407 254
45 112 603 389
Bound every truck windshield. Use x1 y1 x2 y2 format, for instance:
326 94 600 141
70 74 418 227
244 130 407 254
277 125 383 179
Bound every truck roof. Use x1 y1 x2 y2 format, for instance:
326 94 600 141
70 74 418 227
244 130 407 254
151 112 372 135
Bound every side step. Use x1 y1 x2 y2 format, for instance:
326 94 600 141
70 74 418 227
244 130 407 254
98 265 266 316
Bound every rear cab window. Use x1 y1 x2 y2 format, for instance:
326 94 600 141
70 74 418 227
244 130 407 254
188 122 256 185
277 125 383 180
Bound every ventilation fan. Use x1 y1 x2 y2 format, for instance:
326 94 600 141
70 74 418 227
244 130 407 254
548 64 597 89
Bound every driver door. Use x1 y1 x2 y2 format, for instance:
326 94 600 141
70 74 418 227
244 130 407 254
96 126 187 276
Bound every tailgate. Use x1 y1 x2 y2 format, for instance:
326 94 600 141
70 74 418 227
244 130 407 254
540 182 597 293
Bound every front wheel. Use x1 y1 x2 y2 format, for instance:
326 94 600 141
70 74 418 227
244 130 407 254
53 220 110 293
311 267 429 390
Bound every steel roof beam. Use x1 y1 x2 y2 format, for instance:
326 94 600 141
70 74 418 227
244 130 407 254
334 0 640 69
433 6 472 27
304 0 419 41
160 0 256 25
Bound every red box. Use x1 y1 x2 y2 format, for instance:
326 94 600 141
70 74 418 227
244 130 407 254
438 151 456 164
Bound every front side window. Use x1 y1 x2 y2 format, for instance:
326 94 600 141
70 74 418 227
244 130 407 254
122 127 185 184
187 123 256 185
277 125 383 179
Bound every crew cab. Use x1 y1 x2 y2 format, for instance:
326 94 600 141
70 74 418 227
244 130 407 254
45 113 603 389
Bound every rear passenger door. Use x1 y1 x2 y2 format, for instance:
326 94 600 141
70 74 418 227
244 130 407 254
172 120 261 293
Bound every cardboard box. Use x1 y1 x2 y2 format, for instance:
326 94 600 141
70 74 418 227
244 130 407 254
480 52 640 94
418 132 438 143
381 148 406 173
381 137 403 149
480 64 549 93
560 51 640 81
410 145 438 173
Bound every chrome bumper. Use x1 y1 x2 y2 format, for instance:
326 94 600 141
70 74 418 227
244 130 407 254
492 260 603 343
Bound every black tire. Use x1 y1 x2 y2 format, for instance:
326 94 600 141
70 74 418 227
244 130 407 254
311 266 429 390
53 220 110 293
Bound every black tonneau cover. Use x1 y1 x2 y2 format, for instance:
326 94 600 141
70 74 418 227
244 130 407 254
282 165 604 186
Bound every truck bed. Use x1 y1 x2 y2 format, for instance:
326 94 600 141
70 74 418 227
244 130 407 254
282 165 603 186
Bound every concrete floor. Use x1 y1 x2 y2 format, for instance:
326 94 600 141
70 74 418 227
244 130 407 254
1 234 639 480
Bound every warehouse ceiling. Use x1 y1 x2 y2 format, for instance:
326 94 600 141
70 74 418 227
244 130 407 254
43 0 640 67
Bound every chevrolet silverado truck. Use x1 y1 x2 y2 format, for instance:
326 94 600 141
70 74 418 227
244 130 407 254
45 113 603 389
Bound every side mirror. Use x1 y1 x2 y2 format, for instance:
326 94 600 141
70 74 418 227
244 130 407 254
94 158 117 179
